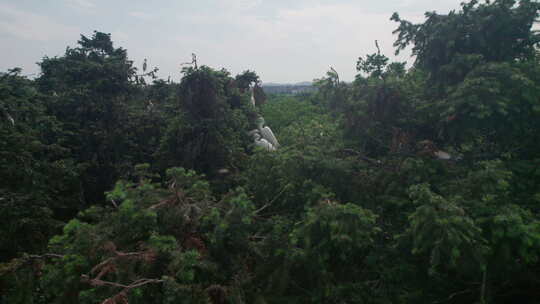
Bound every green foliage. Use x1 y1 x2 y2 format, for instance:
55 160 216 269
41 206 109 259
3 1 540 302
0 69 78 260
157 66 253 179
37 31 138 204
392 0 540 85
357 40 389 79
405 184 487 274
260 94 324 134
235 70 260 90
287 202 380 300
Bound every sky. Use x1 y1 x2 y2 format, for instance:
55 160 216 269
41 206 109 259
0 0 463 83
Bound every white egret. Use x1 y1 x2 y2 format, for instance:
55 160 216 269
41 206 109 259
253 133 276 151
146 100 155 111
434 150 451 160
4 112 14 126
256 117 279 148
250 88 256 107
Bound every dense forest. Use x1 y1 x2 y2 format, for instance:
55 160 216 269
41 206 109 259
1 0 540 303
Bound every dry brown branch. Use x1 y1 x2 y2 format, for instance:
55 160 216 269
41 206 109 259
83 242 158 300
341 148 381 166
81 273 164 304
0 253 64 276
90 247 156 278
148 198 170 210
101 291 128 304
253 185 288 216
26 253 64 260
85 277 164 289
95 279 165 304
149 186 198 210
432 289 474 303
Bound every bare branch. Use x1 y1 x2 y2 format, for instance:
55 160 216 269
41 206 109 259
84 276 164 289
341 149 381 166
253 186 288 215
88 278 164 304
432 289 474 304
26 253 64 259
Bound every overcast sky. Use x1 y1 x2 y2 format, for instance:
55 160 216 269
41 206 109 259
0 0 462 83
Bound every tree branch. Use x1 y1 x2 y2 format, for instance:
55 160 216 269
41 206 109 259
341 148 381 166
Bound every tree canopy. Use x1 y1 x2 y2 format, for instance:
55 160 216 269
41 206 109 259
2 1 540 303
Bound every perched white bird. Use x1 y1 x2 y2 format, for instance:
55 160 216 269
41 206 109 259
250 88 256 107
5 112 14 126
253 133 276 151
256 117 279 148
217 168 230 174
434 150 451 160
146 100 155 111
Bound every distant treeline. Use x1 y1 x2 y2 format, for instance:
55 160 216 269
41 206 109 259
262 84 318 95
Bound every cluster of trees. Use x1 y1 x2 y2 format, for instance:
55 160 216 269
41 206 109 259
1 0 540 303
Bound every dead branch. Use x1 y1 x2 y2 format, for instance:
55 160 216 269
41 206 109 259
26 253 64 260
148 198 170 210
253 186 288 215
86 243 157 289
432 288 474 303
0 253 64 276
180 53 198 69
341 148 381 166
88 278 164 304
83 276 164 289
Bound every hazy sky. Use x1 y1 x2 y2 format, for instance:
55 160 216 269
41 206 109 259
0 0 462 83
